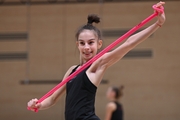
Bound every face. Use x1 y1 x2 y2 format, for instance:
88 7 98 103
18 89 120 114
76 30 102 63
106 87 115 100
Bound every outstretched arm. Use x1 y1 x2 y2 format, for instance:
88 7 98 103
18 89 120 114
100 1 166 68
27 65 77 111
87 2 166 87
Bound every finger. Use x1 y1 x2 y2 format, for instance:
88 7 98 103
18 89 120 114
27 100 33 107
34 98 38 102
33 100 37 104
156 1 165 8
27 99 38 107
35 103 41 109
159 1 165 4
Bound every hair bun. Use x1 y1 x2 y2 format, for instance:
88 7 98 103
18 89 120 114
119 85 124 90
87 14 100 25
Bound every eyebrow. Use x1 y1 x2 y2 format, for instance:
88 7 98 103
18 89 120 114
78 38 96 41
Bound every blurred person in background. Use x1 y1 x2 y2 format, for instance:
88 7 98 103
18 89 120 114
105 85 124 120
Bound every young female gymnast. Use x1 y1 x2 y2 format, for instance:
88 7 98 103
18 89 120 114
105 86 124 120
27 1 165 120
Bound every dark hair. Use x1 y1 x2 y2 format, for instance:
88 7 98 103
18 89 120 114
75 14 102 40
112 85 124 99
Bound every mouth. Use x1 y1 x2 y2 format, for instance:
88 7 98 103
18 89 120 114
83 51 93 57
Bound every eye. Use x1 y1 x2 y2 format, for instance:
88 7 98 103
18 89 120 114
88 41 94 45
79 41 85 45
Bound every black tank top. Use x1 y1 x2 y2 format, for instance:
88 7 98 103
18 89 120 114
111 102 123 120
65 65 100 120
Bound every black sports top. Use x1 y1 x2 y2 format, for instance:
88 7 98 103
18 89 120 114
111 102 123 120
65 65 100 120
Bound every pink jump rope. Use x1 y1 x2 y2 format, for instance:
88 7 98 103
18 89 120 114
27 5 164 112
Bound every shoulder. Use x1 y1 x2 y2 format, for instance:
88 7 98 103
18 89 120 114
88 52 113 73
67 65 78 73
63 65 79 79
106 102 116 111
69 65 78 70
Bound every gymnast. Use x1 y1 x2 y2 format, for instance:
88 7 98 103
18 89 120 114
105 85 124 120
27 1 165 120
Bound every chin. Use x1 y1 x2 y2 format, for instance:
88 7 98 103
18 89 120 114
84 57 91 61
84 55 93 60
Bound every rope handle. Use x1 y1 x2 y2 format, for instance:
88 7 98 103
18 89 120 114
27 107 38 112
152 4 164 13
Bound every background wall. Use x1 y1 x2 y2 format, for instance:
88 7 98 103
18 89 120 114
0 0 180 120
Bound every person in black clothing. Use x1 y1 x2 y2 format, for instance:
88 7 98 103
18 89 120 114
27 2 165 120
105 86 124 120
65 65 100 120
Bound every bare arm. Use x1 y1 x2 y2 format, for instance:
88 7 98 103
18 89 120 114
87 2 166 86
99 2 166 69
104 102 116 120
27 65 77 111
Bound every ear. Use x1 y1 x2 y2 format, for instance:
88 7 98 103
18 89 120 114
76 41 79 47
98 40 103 49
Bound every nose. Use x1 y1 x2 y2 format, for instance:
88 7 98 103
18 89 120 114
84 43 90 50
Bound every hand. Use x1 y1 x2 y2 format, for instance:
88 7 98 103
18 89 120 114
155 1 166 26
27 98 41 112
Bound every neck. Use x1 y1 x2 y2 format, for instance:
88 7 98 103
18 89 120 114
80 58 89 66
109 98 118 102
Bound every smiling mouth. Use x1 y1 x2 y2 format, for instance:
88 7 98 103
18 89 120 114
84 53 90 56
83 52 92 56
